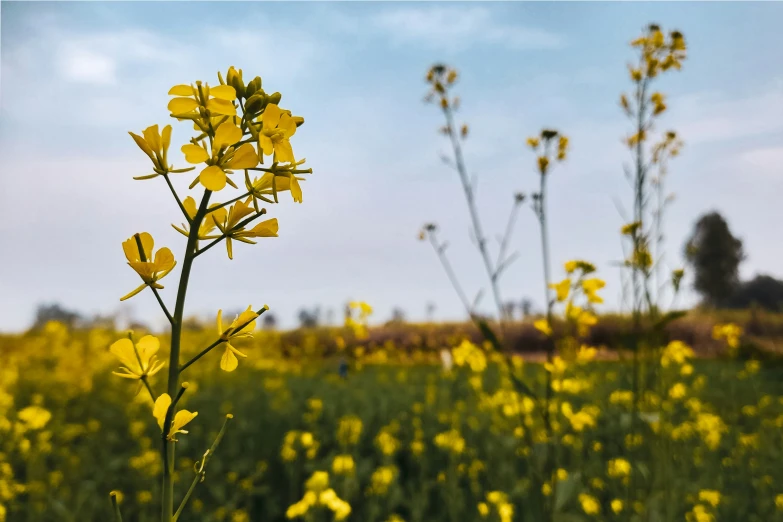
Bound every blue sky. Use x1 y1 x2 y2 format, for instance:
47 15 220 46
1 1 782 331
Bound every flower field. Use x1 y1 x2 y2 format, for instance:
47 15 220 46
2 321 783 522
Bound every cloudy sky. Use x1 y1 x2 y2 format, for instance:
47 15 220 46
1 2 782 332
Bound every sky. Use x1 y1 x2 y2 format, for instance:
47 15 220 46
1 1 782 332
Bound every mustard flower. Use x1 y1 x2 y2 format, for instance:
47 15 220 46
578 493 600 515
210 198 278 259
182 121 259 191
110 335 165 380
120 233 176 301
258 104 297 164
550 278 570 302
216 306 259 371
168 82 236 117
152 393 197 442
534 319 552 336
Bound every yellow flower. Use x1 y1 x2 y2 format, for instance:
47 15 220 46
526 137 540 149
258 104 297 164
607 458 631 478
17 406 52 430
121 233 176 301
668 383 687 400
578 493 600 515
152 393 197 442
182 122 259 191
128 124 175 177
305 471 330 493
477 502 490 517
216 306 259 371
534 319 552 336
611 499 624 514
581 278 605 304
210 198 278 259
247 169 306 204
550 279 570 302
110 335 165 380
168 82 236 117
698 490 720 508
332 455 355 475
775 493 783 511
171 196 220 244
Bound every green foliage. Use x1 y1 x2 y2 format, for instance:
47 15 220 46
684 211 745 307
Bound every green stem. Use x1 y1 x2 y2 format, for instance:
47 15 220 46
442 105 505 327
161 190 211 522
173 414 234 521
179 306 268 373
110 492 123 522
151 287 174 325
163 174 189 221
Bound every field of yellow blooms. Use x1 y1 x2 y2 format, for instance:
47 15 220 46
2 319 783 522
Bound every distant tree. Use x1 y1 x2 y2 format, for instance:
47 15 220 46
262 312 278 330
32 303 82 330
387 307 406 325
325 308 335 326
684 211 745 307
726 274 783 312
503 301 517 320
426 302 437 322
520 298 534 318
298 306 321 328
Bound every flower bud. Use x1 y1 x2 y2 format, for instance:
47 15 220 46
245 92 266 114
293 116 305 127
268 92 282 105
246 77 262 98
227 66 245 99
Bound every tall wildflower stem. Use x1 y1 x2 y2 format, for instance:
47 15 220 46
442 105 505 325
161 190 211 522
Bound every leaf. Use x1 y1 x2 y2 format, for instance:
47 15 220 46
554 471 582 512
654 309 687 331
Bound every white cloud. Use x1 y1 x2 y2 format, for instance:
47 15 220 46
673 81 783 145
369 6 564 51
59 46 117 84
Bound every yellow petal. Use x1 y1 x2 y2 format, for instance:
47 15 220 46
207 98 236 116
171 410 198 433
129 132 155 160
135 335 160 367
225 143 258 170
214 123 242 149
258 135 274 157
110 339 140 373
210 84 236 101
142 125 161 153
248 218 278 237
290 176 303 203
120 283 147 302
274 138 296 165
220 347 239 371
168 97 199 114
183 196 197 219
200 165 227 192
181 144 209 164
217 309 224 336
226 236 233 259
122 233 154 263
168 85 194 96
161 125 172 154
153 247 176 272
261 104 283 130
153 393 172 431
278 113 297 138
210 207 228 229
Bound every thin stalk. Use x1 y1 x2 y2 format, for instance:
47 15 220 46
179 306 268 373
427 231 473 317
110 491 123 522
172 414 234 521
163 174 189 221
161 190 211 522
442 105 505 325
